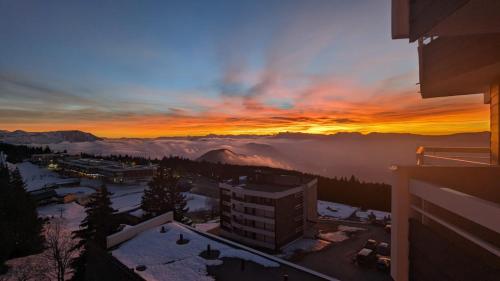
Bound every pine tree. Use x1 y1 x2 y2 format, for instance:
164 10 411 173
71 184 118 280
142 168 189 221
0 164 12 272
170 182 189 222
0 167 44 272
9 168 44 255
141 169 171 216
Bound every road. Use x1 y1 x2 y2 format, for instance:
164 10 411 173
292 220 393 281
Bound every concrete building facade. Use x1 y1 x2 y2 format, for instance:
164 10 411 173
219 173 317 251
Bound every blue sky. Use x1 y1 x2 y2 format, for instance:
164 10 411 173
0 0 488 137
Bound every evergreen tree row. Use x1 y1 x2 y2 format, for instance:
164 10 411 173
0 163 44 273
76 153 392 211
0 142 53 163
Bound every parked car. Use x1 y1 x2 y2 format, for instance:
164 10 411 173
364 239 378 250
356 248 376 266
376 256 391 272
376 242 390 256
384 224 391 234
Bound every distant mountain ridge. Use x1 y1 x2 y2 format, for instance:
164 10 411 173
0 130 102 144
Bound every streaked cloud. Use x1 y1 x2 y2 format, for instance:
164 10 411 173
0 0 489 137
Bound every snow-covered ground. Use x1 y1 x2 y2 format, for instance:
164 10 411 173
317 200 358 219
183 192 214 212
106 184 214 214
112 222 278 281
280 238 331 258
356 209 391 220
317 200 390 221
318 225 366 243
37 202 86 231
16 162 77 191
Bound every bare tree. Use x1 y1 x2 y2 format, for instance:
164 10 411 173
43 219 78 281
0 255 50 281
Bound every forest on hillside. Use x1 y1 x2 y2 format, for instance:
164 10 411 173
0 143 391 211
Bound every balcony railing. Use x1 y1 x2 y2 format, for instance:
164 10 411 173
416 146 490 166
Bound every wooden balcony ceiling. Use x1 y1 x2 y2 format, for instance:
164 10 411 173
419 33 500 98
392 0 500 41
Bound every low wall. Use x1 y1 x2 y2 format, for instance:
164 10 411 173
107 212 173 248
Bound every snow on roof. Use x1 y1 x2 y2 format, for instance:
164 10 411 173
54 186 96 196
112 222 278 281
317 200 358 219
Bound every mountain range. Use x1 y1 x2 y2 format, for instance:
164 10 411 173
0 130 102 144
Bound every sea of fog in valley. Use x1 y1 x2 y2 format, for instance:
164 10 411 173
11 131 488 185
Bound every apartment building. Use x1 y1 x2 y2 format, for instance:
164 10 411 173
219 173 317 251
31 153 67 166
391 1 500 280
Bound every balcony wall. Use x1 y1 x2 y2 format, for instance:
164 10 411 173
391 165 500 281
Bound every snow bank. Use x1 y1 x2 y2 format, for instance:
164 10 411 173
112 222 279 281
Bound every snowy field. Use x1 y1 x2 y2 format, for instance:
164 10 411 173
16 162 78 191
37 202 86 231
112 222 278 281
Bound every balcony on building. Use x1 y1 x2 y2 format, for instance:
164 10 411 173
391 1 500 280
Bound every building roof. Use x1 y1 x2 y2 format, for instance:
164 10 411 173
224 173 314 193
111 222 334 281
59 158 156 172
233 183 299 193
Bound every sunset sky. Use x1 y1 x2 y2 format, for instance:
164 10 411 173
0 0 489 138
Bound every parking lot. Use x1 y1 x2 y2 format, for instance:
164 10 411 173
290 220 393 281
